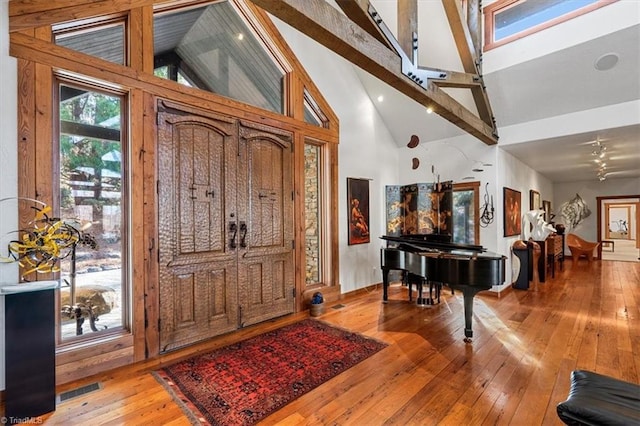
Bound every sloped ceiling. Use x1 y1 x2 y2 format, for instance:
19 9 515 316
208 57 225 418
354 21 640 183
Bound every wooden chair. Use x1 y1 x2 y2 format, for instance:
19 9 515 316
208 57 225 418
566 233 600 263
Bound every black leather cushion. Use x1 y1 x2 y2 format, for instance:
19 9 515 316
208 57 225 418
557 370 640 425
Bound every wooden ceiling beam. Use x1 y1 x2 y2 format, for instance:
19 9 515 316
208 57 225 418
397 0 418 64
334 0 392 49
429 69 481 88
250 0 497 145
440 0 495 129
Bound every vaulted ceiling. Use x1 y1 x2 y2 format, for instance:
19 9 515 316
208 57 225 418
256 0 640 184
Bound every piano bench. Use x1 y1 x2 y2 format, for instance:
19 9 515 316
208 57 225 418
406 274 441 305
557 370 640 425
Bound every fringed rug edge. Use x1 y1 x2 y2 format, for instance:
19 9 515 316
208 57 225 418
152 370 210 426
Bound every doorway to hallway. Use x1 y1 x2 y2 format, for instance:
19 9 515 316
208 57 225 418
597 195 639 262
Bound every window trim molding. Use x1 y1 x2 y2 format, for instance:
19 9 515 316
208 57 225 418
483 0 618 51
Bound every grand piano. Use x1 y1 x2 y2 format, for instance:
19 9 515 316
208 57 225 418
380 234 506 342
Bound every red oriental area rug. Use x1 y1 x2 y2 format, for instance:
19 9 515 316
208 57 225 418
154 319 387 425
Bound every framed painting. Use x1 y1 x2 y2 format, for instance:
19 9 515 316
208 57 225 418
530 189 541 211
347 178 370 245
504 187 521 237
542 200 552 223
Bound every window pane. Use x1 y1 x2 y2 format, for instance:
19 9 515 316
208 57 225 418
304 103 322 127
304 143 322 284
153 1 285 113
58 82 126 340
303 89 328 128
494 0 599 41
453 189 475 244
55 23 125 65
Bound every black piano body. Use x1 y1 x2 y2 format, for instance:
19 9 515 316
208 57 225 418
380 234 506 342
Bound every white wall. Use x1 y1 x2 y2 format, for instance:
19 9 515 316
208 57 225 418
0 0 18 393
273 12 564 294
495 148 554 292
273 19 401 294
554 177 640 243
397 133 502 251
0 3 18 282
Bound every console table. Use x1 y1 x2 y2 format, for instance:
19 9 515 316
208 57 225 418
547 234 565 278
534 234 564 282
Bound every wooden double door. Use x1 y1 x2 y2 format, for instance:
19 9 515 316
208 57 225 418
157 102 294 352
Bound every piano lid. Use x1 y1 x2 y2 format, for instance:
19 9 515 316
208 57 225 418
380 234 485 253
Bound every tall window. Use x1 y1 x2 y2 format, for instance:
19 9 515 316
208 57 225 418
453 182 480 245
57 79 129 342
484 0 615 50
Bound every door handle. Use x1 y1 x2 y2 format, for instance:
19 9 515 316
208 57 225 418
239 222 247 248
229 222 238 249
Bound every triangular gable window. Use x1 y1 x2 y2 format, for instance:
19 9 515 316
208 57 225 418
153 1 287 114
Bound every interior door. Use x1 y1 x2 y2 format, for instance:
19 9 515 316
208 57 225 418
157 105 238 352
236 121 295 326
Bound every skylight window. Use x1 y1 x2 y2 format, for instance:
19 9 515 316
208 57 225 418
484 0 615 50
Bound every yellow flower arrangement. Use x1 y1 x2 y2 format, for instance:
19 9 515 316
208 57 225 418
1 197 96 278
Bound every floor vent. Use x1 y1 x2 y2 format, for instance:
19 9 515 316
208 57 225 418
58 382 101 403
331 304 346 309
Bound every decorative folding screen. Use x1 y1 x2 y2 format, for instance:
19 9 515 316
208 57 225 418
385 182 453 237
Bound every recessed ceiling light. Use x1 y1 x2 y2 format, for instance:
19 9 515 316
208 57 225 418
426 107 433 114
594 53 619 71
377 95 384 102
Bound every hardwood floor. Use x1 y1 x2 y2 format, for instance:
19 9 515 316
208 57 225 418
33 259 640 425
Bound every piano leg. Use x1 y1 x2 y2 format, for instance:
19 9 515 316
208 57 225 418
459 286 483 343
432 282 442 304
382 268 390 302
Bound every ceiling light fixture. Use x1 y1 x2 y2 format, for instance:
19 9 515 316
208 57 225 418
377 95 384 102
426 107 433 114
591 137 610 181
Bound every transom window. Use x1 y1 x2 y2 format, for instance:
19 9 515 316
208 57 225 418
303 89 329 128
54 21 126 65
484 0 616 50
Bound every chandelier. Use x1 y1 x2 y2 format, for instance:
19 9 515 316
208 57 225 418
591 138 608 181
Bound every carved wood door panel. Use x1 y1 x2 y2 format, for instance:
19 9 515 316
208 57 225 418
157 107 238 352
236 122 295 327
157 105 294 351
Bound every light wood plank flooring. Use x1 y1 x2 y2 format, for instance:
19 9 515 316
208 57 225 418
26 259 640 425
